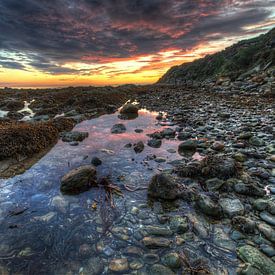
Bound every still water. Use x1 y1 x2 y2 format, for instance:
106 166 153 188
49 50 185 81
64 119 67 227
0 109 238 274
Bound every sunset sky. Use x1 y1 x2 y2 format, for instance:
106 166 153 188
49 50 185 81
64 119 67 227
0 0 274 88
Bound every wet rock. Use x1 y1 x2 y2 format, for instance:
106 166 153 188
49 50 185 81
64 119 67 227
259 211 275 226
237 245 275 275
148 173 181 200
196 194 223 218
219 198 244 218
155 157 166 163
144 225 173 237
123 246 143 257
233 152 247 162
111 123 126 134
129 259 143 270
258 223 275 245
144 253 160 264
51 195 68 213
212 141 225 151
205 178 224 191
161 128 176 138
142 237 172 248
32 115 50 122
253 199 269 211
60 165 97 194
134 141 145 153
234 182 265 197
178 139 197 151
177 132 192 141
61 131 88 142
162 252 181 269
260 244 275 257
149 264 175 275
120 103 139 114
109 258 129 273
232 216 256 234
238 263 264 275
135 128 143 133
148 139 162 148
91 157 102 166
249 137 265 147
219 112 230 119
170 215 189 233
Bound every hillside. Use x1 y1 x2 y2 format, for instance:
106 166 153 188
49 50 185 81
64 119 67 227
158 28 275 84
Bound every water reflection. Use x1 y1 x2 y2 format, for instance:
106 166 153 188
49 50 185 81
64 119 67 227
0 109 237 274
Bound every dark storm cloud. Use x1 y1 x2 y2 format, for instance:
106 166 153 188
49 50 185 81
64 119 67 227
0 0 274 74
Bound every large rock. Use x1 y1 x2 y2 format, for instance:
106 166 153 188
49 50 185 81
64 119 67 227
143 237 172 248
120 103 139 114
148 173 181 200
178 140 197 151
219 198 244 218
196 194 223 218
237 245 275 275
61 165 97 194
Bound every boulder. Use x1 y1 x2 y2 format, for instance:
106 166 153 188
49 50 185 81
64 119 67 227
148 173 181 200
61 165 97 194
196 194 223 218
134 141 145 153
219 198 244 218
237 245 275 275
120 103 139 114
148 139 162 148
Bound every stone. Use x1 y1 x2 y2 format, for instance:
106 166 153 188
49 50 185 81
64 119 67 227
142 237 172 248
120 103 139 114
143 253 160 264
253 199 269 211
148 139 162 148
61 131 88 142
162 253 181 269
232 216 256 234
234 182 265 197
129 259 143 270
60 165 97 194
219 198 244 217
111 123 126 134
178 140 197 151
260 211 275 226
205 178 224 191
148 173 181 200
149 264 175 275
260 244 275 257
258 223 275 243
134 141 145 153
196 194 222 218
212 141 224 151
249 137 265 146
91 157 102 166
145 225 173 237
237 245 275 275
109 258 129 273
161 128 176 138
51 196 68 213
234 152 247 162
170 215 189 233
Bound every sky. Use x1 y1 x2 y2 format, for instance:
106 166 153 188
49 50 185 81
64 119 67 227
0 0 274 88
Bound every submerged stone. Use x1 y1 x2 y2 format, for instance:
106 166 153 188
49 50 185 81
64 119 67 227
148 173 181 200
60 165 97 194
111 123 126 134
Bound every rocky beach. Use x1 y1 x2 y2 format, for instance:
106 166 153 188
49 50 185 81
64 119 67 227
0 22 274 275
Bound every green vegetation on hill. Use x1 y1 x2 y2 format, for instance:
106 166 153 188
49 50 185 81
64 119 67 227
158 28 275 84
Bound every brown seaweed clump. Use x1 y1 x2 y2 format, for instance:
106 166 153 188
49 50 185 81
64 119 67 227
176 154 239 180
0 121 59 160
52 117 75 132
